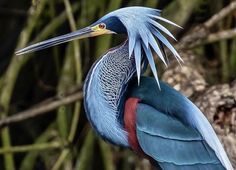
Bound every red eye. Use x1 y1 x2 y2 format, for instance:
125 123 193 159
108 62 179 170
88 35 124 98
99 23 106 29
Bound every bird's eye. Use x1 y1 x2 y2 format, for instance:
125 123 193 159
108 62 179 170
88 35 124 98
98 23 106 29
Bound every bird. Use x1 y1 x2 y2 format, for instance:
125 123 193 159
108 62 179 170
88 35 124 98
16 6 233 170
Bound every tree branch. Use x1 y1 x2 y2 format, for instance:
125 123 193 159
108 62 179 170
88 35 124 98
188 28 236 48
204 1 236 28
0 90 83 128
178 1 236 50
0 141 63 154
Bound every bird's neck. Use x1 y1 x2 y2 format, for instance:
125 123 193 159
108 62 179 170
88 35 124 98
83 40 136 146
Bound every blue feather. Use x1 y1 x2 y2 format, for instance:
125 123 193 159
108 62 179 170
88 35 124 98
102 7 183 85
128 32 136 59
152 27 183 63
134 40 142 84
148 31 167 66
138 28 149 48
148 19 177 41
158 40 169 65
142 44 160 89
137 103 222 166
148 14 183 29
129 76 233 170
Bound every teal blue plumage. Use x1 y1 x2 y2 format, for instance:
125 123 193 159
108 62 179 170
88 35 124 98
127 77 225 170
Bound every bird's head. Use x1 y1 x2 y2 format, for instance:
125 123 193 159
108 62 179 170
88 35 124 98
16 6 182 86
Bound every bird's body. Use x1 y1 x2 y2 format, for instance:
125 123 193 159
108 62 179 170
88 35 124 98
126 77 225 170
16 6 233 170
83 39 229 170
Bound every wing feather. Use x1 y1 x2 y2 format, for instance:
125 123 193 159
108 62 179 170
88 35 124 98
136 103 223 169
128 76 232 170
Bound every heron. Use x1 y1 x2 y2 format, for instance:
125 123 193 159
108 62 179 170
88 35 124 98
16 6 233 170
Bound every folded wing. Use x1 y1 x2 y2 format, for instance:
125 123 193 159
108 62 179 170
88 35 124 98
136 103 224 170
127 76 232 170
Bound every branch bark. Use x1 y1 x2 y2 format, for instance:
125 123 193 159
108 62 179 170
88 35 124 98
0 90 83 128
0 141 63 154
204 1 236 28
178 1 236 50
187 28 236 48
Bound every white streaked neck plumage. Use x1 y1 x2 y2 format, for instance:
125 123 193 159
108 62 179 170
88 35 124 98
83 41 136 146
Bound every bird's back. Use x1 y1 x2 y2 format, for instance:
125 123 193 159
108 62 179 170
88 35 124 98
124 76 231 170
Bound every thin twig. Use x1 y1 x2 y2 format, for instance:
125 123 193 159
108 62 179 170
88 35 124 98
0 141 63 154
63 0 82 143
99 139 115 170
36 85 82 107
204 1 236 28
19 123 56 170
51 149 70 170
0 91 83 128
187 28 236 48
178 1 236 50
75 130 95 170
205 28 236 43
32 2 80 43
0 8 27 17
0 1 48 169
52 0 82 169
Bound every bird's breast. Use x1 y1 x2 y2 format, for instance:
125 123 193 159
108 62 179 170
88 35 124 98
83 40 137 146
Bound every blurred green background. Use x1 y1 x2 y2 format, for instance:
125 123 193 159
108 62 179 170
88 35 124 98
0 0 235 170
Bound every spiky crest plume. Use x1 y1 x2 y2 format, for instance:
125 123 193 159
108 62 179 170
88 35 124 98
101 7 183 87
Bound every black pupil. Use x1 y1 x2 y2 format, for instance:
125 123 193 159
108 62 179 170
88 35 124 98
99 24 105 29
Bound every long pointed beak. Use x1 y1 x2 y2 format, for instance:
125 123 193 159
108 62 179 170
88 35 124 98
15 26 111 55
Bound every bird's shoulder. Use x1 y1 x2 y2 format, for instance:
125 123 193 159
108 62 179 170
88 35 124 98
126 76 188 118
